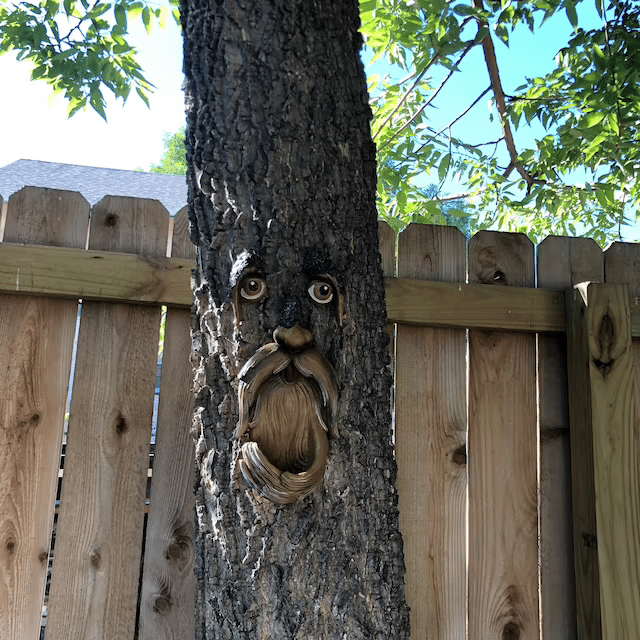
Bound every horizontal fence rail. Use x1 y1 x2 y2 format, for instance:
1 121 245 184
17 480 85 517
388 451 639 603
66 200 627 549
4 241 640 337
0 187 639 640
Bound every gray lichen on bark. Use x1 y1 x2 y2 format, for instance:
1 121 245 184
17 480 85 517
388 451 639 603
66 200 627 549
181 0 410 637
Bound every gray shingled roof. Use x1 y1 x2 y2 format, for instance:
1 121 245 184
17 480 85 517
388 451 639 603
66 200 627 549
0 159 187 215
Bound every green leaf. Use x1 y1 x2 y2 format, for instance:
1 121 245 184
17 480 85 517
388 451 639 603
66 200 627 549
438 153 451 181
453 4 474 16
142 6 152 33
583 111 605 128
565 3 578 28
136 86 150 107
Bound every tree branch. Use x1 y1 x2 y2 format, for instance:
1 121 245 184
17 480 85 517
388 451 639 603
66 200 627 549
472 0 544 190
435 86 491 137
377 42 476 152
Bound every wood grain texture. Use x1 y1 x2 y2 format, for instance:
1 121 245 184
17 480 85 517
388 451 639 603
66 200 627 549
0 188 88 640
385 277 566 332
468 231 539 640
8 238 640 338
602 244 640 639
581 283 640 640
565 285 602 640
139 208 196 640
46 197 169 640
0 243 193 306
537 236 603 640
395 224 467 640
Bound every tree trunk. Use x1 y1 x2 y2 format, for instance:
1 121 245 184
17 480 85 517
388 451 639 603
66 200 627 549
180 1 410 638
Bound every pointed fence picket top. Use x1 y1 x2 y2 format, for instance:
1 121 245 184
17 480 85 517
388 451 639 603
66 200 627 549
46 196 170 640
139 206 197 639
0 187 89 640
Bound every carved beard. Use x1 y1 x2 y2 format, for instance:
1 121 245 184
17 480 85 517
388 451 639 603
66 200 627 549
234 343 339 504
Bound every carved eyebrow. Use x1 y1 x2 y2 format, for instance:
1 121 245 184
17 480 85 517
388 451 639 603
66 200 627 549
230 255 263 289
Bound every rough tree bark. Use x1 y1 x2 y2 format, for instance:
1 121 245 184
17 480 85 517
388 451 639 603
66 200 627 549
180 1 410 638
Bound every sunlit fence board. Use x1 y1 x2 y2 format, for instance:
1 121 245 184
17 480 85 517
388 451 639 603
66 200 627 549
46 197 168 640
395 224 467 640
0 188 88 640
537 236 603 640
138 208 197 639
467 232 539 640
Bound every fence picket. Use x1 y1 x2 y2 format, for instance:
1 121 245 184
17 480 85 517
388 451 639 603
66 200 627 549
537 236 603 640
46 197 169 640
602 245 640 638
396 224 467 640
467 231 539 640
0 187 88 640
139 207 196 639
567 281 640 640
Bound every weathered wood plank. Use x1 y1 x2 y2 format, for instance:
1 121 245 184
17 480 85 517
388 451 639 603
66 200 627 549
602 243 640 639
0 188 88 640
565 285 602 640
588 284 640 640
468 231 539 640
7 239 640 338
139 207 196 639
537 236 603 640
385 276 566 332
568 282 640 640
0 243 193 306
396 224 467 640
46 197 169 640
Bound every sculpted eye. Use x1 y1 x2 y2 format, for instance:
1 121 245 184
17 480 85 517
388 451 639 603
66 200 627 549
308 280 334 304
240 276 267 301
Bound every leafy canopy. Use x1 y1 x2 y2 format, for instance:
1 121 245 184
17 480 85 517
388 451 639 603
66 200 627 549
4 0 639 242
361 0 640 243
0 0 179 118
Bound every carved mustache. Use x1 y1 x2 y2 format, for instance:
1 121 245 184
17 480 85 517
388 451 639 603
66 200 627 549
234 343 339 503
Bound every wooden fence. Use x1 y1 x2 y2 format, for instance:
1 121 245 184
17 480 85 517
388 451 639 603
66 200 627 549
1 186 639 640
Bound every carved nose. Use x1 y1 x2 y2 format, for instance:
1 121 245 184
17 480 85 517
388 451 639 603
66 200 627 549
279 299 301 328
273 324 312 351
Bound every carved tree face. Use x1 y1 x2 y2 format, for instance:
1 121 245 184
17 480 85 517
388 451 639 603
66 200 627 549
228 249 343 504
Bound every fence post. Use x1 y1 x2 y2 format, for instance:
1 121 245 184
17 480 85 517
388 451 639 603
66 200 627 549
566 282 640 640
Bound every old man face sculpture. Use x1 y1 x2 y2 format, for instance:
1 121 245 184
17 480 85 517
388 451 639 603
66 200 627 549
231 256 342 504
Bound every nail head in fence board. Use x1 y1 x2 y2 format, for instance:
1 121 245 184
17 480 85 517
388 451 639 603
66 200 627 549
537 236 603 640
396 224 467 640
0 188 88 640
467 231 539 640
46 196 169 640
139 207 196 639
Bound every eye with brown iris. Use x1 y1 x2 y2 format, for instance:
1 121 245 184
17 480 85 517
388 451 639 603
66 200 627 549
308 280 334 304
240 276 267 301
